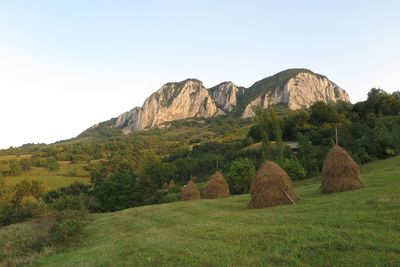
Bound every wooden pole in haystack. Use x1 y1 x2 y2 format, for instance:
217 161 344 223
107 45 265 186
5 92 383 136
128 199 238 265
335 126 338 146
283 190 296 205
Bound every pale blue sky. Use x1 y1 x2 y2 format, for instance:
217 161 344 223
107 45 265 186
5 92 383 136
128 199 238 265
1 1 399 148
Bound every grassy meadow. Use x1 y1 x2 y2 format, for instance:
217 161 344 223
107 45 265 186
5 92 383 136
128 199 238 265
0 156 90 190
23 156 400 266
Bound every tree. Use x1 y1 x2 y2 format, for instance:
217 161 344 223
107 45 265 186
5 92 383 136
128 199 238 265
46 157 60 171
142 160 177 188
0 174 6 199
226 158 256 194
94 166 140 212
8 160 22 176
9 179 45 206
296 134 318 176
281 159 306 180
254 107 284 162
20 158 32 172
310 101 340 125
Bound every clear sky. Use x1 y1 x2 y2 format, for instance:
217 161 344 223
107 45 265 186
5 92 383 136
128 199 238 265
1 0 399 149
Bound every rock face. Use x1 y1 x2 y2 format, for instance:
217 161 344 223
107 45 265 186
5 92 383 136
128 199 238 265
208 82 241 112
241 72 350 118
114 107 142 133
112 69 351 132
115 79 220 132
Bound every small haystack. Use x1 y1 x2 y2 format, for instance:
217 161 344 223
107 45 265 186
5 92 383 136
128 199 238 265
321 145 364 194
248 161 298 209
204 171 230 199
168 179 176 189
161 182 169 190
181 180 201 201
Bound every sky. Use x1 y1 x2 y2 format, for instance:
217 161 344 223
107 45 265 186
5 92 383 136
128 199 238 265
1 0 399 149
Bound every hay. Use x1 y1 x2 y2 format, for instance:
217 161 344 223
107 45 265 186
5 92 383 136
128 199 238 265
248 161 298 209
204 171 230 199
181 180 201 201
321 145 364 194
161 182 169 189
168 179 176 189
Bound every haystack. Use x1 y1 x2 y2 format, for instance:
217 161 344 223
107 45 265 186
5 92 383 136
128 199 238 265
181 180 201 201
204 171 230 199
168 179 176 189
321 145 364 194
248 161 298 209
161 182 169 190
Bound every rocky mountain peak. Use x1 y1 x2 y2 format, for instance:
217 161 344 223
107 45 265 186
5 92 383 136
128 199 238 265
111 69 351 133
241 70 350 118
208 81 241 112
115 79 219 133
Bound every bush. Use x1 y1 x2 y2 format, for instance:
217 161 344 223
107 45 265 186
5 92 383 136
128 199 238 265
281 159 307 180
49 195 87 211
226 158 256 194
0 200 44 226
0 210 89 266
163 192 180 203
0 180 46 226
8 160 22 176
49 210 88 247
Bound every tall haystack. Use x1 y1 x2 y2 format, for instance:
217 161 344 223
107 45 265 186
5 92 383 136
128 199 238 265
168 179 176 189
321 145 364 194
204 171 230 199
181 180 201 201
248 161 298 209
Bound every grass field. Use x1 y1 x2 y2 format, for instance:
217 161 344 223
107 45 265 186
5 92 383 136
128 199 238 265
2 160 90 190
25 156 400 266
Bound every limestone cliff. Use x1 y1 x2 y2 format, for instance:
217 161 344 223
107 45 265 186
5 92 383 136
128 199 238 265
208 82 242 112
241 72 350 118
115 79 220 132
112 69 350 133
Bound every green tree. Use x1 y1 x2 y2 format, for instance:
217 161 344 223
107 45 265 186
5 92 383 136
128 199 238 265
46 157 60 171
296 134 318 176
142 161 177 188
226 158 256 194
281 159 306 180
8 160 22 176
310 101 340 125
94 166 140 212
254 107 284 162
20 158 32 172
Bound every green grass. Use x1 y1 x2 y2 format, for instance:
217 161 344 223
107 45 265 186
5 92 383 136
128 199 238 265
4 164 90 190
21 157 400 266
6 174 89 190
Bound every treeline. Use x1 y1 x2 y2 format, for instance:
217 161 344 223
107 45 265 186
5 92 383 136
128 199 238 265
1 88 400 214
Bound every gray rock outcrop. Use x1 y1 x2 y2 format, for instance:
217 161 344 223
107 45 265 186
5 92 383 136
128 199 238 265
241 72 350 118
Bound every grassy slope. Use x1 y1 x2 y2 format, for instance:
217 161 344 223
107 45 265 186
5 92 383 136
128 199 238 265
30 157 400 266
1 159 90 190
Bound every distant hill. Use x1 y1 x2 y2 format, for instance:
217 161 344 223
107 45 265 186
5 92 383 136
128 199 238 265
89 68 349 135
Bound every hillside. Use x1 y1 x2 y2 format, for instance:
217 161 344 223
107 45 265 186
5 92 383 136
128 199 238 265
27 156 400 266
103 68 349 134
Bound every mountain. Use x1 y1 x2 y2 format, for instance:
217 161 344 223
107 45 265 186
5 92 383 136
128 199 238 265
111 69 350 133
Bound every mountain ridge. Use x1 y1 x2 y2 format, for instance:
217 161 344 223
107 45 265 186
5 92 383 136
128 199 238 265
100 68 350 134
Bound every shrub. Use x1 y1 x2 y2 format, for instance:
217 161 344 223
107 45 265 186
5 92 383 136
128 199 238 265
49 195 87 211
0 200 44 226
49 210 88 247
163 192 180 203
226 158 256 194
281 159 307 180
8 160 22 176
20 158 32 172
